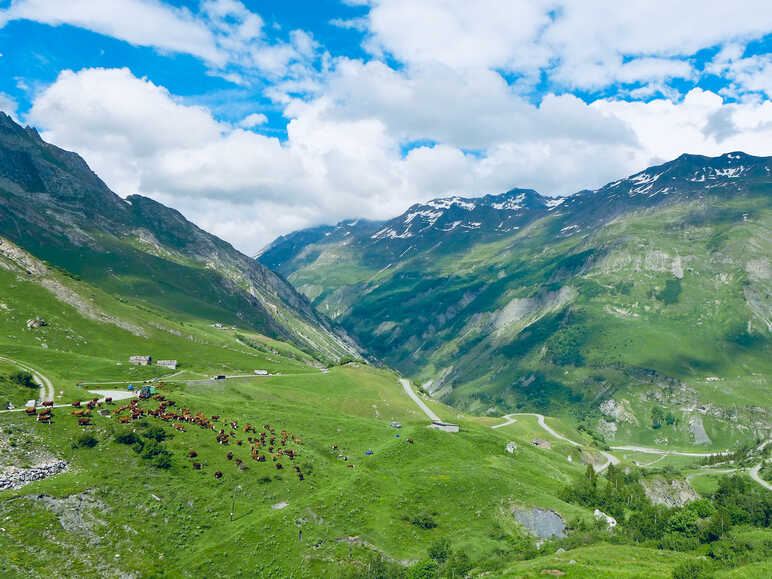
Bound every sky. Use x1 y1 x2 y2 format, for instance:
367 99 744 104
1 1 772 254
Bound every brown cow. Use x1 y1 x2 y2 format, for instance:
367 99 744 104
105 397 113 404
275 463 283 470
78 418 91 426
72 401 81 408
214 471 223 479
42 400 54 407
192 462 202 470
119 416 131 424
188 450 198 458
25 407 36 415
227 452 233 460
407 439 414 444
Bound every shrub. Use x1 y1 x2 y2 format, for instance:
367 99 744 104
659 533 700 552
428 538 451 563
407 559 439 579
152 453 172 469
671 559 714 579
408 511 438 530
142 425 167 442
114 431 141 445
7 371 36 388
74 433 98 448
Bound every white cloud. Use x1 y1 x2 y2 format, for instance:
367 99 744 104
0 0 226 65
239 113 268 128
26 67 772 255
361 0 772 90
0 0 320 82
708 45 772 99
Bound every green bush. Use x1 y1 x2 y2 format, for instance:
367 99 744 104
408 511 438 530
6 371 36 388
407 559 439 579
428 538 451 563
114 431 141 445
142 425 167 442
671 559 714 578
74 433 98 448
152 453 172 469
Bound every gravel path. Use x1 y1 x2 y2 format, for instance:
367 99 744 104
0 356 54 403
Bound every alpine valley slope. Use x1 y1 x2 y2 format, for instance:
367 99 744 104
260 152 772 446
0 112 357 363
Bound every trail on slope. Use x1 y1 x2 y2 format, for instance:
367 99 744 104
399 379 440 422
491 412 619 472
0 356 54 403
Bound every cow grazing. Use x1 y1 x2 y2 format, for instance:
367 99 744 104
298 473 304 481
119 416 131 424
105 397 113 404
214 471 223 479
235 458 243 466
275 463 283 470
407 439 414 444
72 401 81 408
192 462 202 470
188 450 198 458
24 407 36 415
227 452 233 460
78 418 91 426
42 400 54 407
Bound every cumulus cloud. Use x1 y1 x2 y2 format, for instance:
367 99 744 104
0 0 320 82
239 113 268 128
0 0 225 65
26 67 772 254
362 0 772 90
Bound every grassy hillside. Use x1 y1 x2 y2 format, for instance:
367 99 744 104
1 220 770 577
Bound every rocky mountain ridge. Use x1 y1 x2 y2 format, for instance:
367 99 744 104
0 112 358 362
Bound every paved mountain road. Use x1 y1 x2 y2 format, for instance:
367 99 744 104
399 379 441 422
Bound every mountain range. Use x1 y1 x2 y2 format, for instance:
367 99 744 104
260 151 771 443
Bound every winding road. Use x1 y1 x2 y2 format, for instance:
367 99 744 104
489 412 619 473
0 356 54 403
610 445 731 458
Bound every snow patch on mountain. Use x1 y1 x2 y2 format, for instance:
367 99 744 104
426 197 476 211
491 193 526 211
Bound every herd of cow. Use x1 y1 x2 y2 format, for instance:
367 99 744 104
23 393 307 482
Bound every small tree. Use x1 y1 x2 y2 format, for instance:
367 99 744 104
428 537 451 563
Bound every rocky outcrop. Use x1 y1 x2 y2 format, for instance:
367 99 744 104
0 460 68 491
641 477 699 507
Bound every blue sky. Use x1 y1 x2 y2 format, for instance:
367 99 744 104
1 1 771 252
